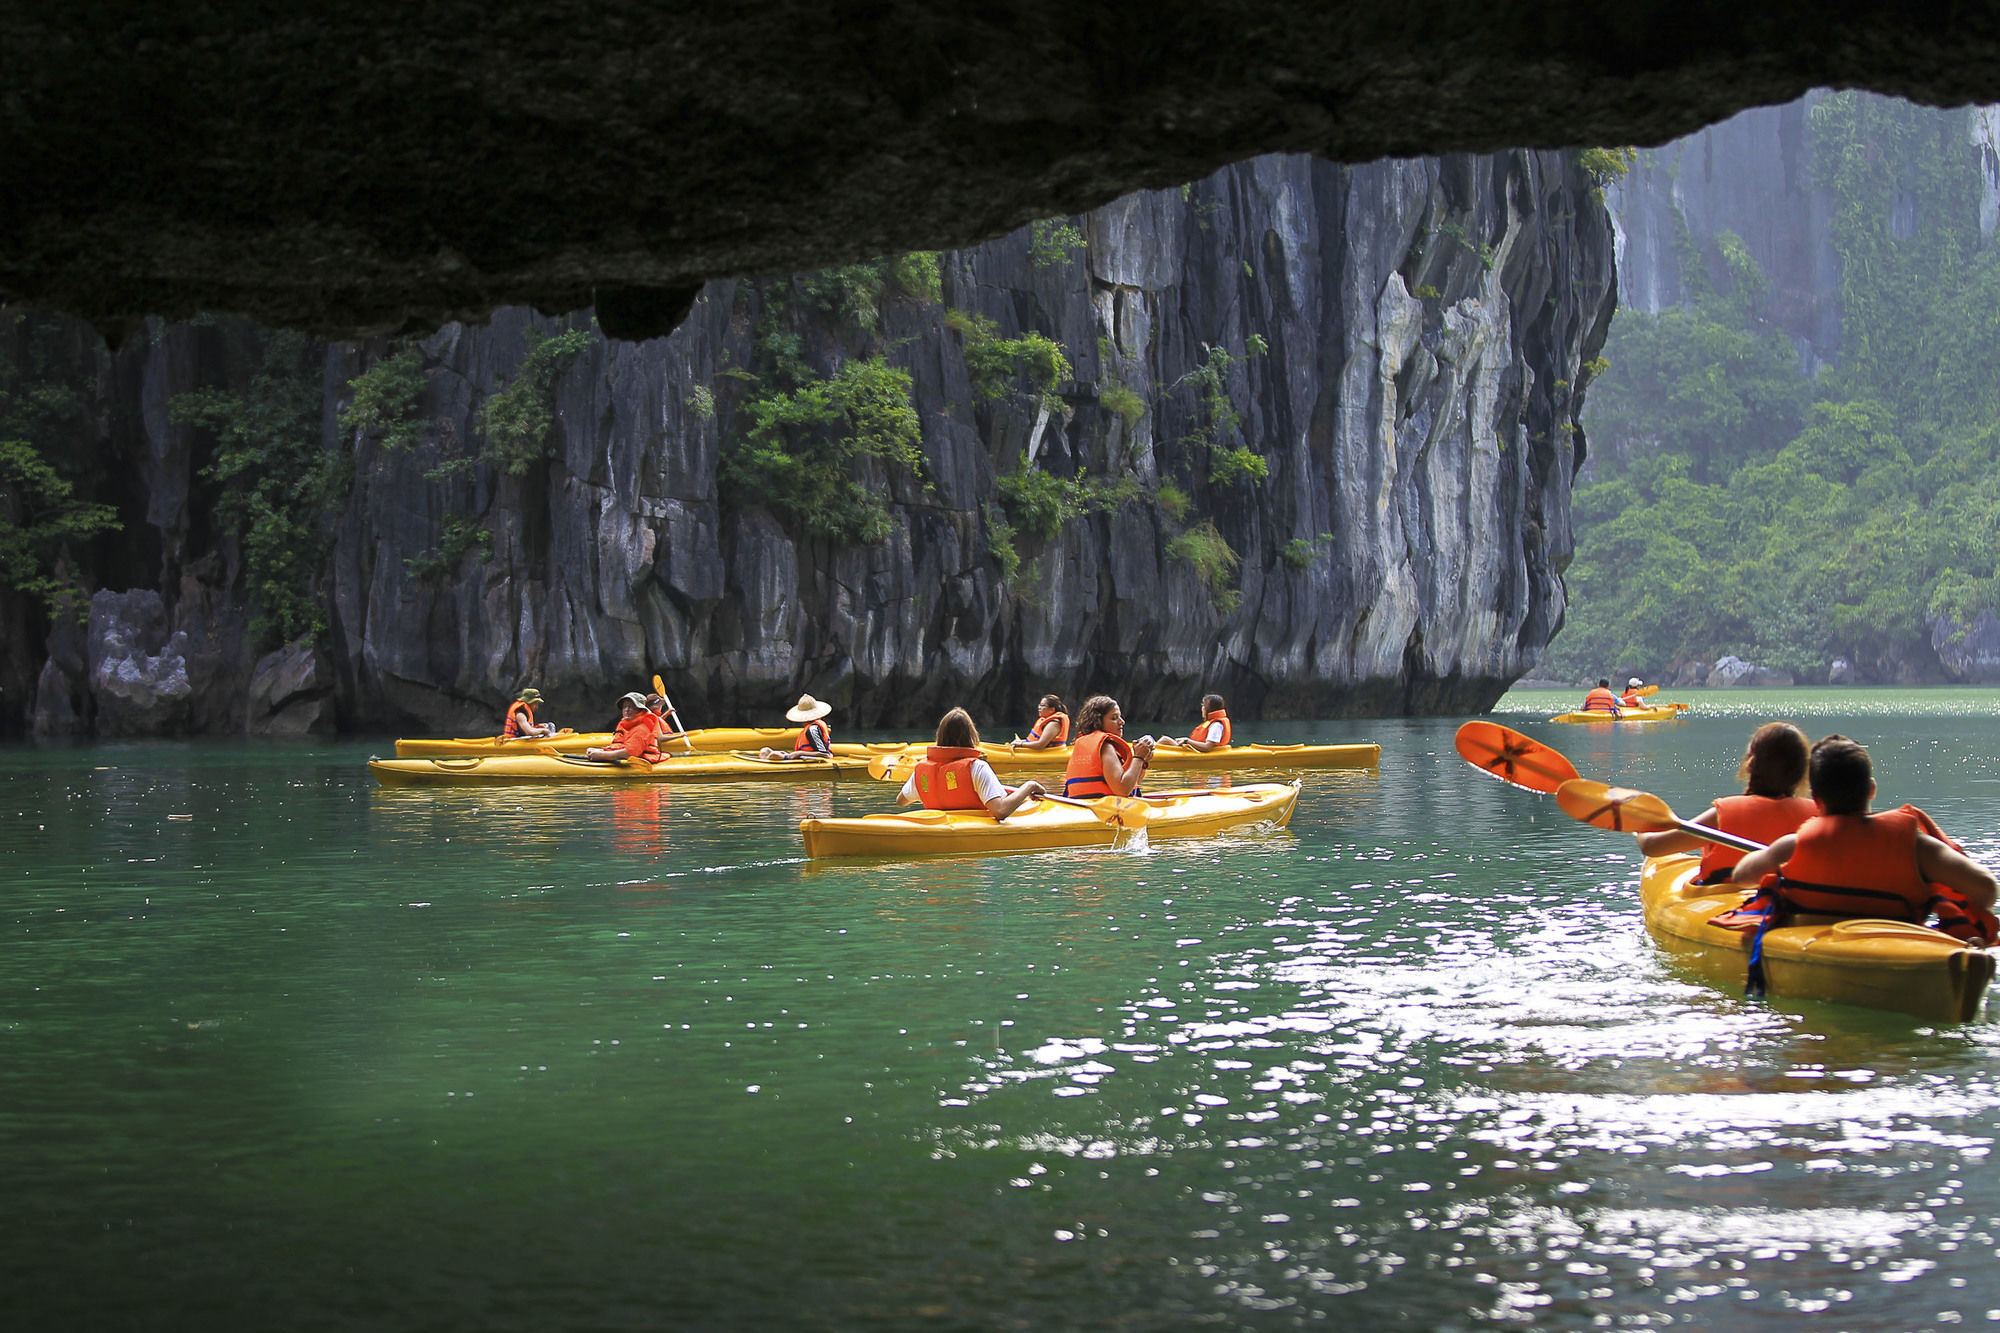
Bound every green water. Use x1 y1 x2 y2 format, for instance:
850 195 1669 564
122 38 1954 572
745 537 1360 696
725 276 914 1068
8 693 2000 1329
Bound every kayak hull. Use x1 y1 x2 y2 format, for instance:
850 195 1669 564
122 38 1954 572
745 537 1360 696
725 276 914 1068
1549 706 1686 724
873 741 1379 777
369 751 873 785
1640 853 1993 1023
393 728 898 758
801 781 1301 858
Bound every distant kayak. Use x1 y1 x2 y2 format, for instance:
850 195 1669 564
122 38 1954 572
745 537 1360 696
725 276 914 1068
871 741 1380 778
368 750 875 785
800 781 1300 858
1640 853 1992 1023
392 727 903 759
1548 705 1688 724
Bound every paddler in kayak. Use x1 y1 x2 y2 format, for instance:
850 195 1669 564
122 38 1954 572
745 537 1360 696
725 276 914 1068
1635 722 1817 884
1008 694 1071 752
1619 678 1648 708
1728 734 1999 944
585 692 667 763
1165 693 1233 753
757 694 834 761
1580 679 1621 715
1062 694 1155 798
503 687 558 739
898 708 1046 818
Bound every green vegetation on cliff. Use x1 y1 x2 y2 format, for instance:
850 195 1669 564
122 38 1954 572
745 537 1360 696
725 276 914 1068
1557 94 2000 682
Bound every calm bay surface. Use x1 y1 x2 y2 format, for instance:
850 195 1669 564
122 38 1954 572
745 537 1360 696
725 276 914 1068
8 690 2000 1329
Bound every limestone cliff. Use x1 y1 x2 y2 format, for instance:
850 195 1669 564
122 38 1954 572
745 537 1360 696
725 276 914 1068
9 150 1613 735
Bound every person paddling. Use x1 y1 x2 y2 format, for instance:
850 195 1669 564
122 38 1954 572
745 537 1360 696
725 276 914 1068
1166 693 1233 753
503 687 557 739
1580 678 1620 715
585 692 666 763
1618 678 1648 709
1728 734 1998 944
899 708 1046 819
1635 721 1818 884
1062 695 1155 799
1009 694 1071 753
759 694 833 761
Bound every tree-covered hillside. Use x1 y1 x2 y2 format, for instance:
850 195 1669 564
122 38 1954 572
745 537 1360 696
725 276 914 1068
1556 93 2000 684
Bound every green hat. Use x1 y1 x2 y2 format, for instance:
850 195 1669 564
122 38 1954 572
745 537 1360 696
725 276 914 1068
517 687 543 703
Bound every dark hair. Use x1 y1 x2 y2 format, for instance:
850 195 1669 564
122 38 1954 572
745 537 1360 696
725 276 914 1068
1598 678 1611 688
1809 734 1873 815
1073 695 1118 737
1038 694 1064 714
936 707 979 748
1201 693 1224 714
1737 722 1809 798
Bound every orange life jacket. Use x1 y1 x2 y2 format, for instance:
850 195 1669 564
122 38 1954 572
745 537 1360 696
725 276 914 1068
913 745 988 811
794 719 831 753
1030 711 1071 746
1063 732 1133 799
1619 692 1644 708
1581 687 1619 714
612 711 664 762
1201 708 1232 746
1695 794 1819 881
1774 808 1935 920
503 700 536 738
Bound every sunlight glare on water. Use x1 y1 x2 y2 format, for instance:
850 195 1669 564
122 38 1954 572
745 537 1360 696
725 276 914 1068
7 696 2000 1328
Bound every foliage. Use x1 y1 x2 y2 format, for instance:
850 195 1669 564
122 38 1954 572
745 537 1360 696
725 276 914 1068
1100 381 1145 427
686 385 716 420
721 353 925 544
888 252 943 305
994 462 1138 542
1559 97 2000 682
479 324 597 476
1166 520 1241 613
338 346 428 450
1209 445 1269 486
1172 341 1269 486
1029 218 1087 268
951 312 1072 408
801 265 886 330
1155 482 1191 523
1281 533 1334 570
170 327 346 643
983 502 1021 584
1575 146 1638 189
0 438 121 620
404 516 493 581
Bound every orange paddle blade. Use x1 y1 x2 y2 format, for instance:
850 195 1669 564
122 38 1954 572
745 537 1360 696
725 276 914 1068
1454 721 1581 794
1555 779 1678 833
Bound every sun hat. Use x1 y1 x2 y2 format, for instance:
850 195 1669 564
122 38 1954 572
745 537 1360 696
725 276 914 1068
517 687 542 703
785 693 833 723
1628 677 1644 687
618 691 648 709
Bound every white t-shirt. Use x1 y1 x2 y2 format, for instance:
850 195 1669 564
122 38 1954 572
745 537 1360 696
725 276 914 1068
1195 720 1226 744
900 758 1005 807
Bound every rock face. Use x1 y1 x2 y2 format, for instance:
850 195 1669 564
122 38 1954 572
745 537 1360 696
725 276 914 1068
1 150 1614 734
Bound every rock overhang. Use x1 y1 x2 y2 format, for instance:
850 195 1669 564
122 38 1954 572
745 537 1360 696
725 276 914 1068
6 1 2000 342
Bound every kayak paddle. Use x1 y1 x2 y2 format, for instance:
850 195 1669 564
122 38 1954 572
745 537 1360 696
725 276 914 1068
543 743 654 769
1554 778 1763 853
1453 721 1581 794
652 674 696 753
1036 792 1149 828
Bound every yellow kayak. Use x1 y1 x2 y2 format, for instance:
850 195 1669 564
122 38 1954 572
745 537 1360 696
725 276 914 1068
1549 705 1687 724
1640 853 1993 1023
369 750 875 785
870 740 1379 778
800 781 1301 858
392 727 901 758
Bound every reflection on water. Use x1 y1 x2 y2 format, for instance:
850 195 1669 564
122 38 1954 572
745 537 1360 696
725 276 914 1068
7 708 2000 1328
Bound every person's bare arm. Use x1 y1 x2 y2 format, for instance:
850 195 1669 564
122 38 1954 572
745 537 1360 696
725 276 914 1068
1917 834 1999 913
986 779 1045 820
1636 804 1718 857
1729 833 1797 886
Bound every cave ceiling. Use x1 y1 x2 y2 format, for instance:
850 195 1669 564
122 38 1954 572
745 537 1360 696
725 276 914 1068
8 2 2000 343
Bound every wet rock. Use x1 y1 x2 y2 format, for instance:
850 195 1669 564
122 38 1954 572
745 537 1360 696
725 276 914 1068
247 640 335 736
87 589 193 735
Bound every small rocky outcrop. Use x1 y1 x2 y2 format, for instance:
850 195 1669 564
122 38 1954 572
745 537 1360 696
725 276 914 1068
86 590 194 735
1930 612 2000 684
246 641 336 736
1705 655 1795 688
